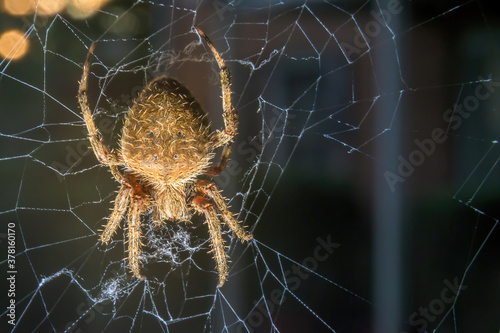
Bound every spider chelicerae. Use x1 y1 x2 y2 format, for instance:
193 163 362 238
78 26 252 287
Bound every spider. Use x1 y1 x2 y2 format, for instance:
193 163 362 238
78 26 252 287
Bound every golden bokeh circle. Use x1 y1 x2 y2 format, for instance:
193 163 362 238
0 29 30 60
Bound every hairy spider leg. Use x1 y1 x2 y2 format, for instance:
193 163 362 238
100 185 132 244
79 45 154 278
195 26 238 176
127 195 149 279
192 195 228 287
98 175 150 279
196 180 252 241
78 42 124 183
192 180 252 287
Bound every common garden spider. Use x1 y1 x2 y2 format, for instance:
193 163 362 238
78 26 252 287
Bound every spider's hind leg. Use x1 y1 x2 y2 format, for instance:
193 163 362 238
100 175 150 280
127 197 146 279
193 195 228 287
196 180 253 242
126 176 151 279
192 179 253 287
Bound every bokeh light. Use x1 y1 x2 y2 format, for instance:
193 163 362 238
2 0 108 18
36 0 67 16
101 6 139 37
2 0 67 16
2 0 34 16
0 29 30 60
67 0 108 19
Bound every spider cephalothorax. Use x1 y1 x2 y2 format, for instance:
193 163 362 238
78 26 252 286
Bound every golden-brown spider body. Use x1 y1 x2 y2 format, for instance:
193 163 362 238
121 77 214 220
78 26 252 287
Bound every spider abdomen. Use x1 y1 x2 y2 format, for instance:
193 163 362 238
121 76 214 184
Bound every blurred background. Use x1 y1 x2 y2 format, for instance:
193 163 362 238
1 0 500 332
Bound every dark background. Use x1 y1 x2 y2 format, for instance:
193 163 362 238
1 0 500 332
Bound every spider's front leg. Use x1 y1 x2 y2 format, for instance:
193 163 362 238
195 26 238 176
78 42 123 183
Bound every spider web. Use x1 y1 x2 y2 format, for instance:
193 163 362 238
1 0 500 332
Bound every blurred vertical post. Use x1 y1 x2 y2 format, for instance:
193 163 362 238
372 1 404 332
